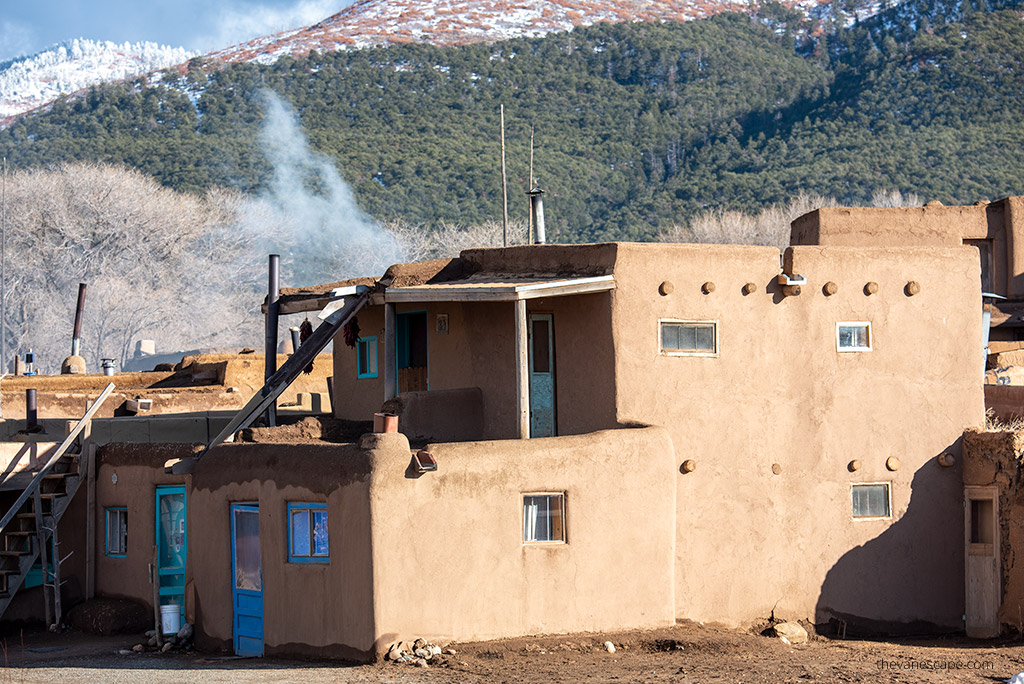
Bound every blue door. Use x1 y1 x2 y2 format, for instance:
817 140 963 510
155 486 186 629
231 503 263 657
529 313 556 437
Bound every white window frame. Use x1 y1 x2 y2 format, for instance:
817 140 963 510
659 319 719 357
836 322 872 352
850 482 892 520
522 492 566 545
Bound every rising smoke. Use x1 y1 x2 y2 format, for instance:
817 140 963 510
245 89 404 287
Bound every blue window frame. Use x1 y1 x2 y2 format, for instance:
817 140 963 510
288 503 329 563
357 336 378 379
105 507 127 558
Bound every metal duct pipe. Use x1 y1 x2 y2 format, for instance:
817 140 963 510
101 358 115 376
528 188 546 245
264 255 280 427
289 327 301 354
25 388 36 431
71 283 87 357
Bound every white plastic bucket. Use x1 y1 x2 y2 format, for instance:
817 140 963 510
160 604 181 635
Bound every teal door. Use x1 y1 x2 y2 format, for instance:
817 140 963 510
396 311 429 393
529 313 556 437
155 486 186 629
231 503 264 657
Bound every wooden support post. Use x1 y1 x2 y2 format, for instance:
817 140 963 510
384 302 397 402
85 442 96 600
152 545 163 647
33 488 51 629
514 299 530 439
50 521 61 627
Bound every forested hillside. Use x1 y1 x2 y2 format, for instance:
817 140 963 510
2 0 1023 242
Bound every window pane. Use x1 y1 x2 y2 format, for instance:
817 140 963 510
312 510 329 556
358 342 368 375
523 494 564 542
233 509 261 591
661 324 678 350
368 342 377 375
531 319 550 373
839 324 870 350
661 322 715 353
291 509 311 557
695 325 714 351
852 484 890 517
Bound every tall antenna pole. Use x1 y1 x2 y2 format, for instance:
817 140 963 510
528 126 535 246
500 104 509 247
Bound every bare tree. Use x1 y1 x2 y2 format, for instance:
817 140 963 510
384 218 529 262
1 163 266 372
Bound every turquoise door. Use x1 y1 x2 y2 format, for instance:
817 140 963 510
231 503 264 657
155 486 186 629
529 313 556 437
396 311 429 393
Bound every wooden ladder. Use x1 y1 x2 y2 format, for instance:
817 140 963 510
0 383 113 627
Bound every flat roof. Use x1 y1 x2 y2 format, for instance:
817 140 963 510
384 275 615 303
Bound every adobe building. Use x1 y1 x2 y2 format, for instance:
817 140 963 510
0 240 987 658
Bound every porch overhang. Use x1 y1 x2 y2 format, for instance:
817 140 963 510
383 275 615 303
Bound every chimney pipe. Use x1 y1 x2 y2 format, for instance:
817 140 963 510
289 326 301 354
528 188 546 245
25 388 37 431
72 283 87 357
264 254 280 427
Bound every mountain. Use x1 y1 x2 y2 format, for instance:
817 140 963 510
206 0 838 64
0 39 194 119
2 1 1023 242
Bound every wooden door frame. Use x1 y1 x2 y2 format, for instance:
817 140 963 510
965 485 1000 638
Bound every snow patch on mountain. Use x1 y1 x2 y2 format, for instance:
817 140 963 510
0 39 195 118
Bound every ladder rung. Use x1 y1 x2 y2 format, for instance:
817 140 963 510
5 531 35 536
0 550 28 556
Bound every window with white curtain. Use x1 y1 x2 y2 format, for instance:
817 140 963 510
523 493 566 543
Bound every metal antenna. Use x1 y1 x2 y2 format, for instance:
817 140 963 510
528 126 535 245
500 105 509 247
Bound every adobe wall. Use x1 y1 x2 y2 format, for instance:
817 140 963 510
609 242 984 633
962 429 1024 632
791 199 1024 299
0 353 333 420
368 426 676 647
332 294 616 441
187 442 375 660
94 443 194 609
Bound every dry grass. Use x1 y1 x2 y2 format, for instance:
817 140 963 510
985 407 1024 432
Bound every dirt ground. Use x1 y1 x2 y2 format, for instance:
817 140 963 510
1 621 1022 683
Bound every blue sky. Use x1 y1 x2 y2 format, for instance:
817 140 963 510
0 0 354 62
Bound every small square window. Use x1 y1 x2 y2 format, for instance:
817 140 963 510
288 503 329 562
357 337 378 379
851 483 891 519
660 320 717 356
105 507 127 557
837 322 872 352
523 493 565 543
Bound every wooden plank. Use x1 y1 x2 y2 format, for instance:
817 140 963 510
384 275 615 303
384 303 397 401
85 442 96 600
152 545 163 647
0 383 114 534
514 299 530 439
33 488 51 628
51 521 61 627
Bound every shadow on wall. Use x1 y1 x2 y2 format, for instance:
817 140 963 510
815 440 965 638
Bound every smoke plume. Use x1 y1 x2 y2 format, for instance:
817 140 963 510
245 89 404 287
